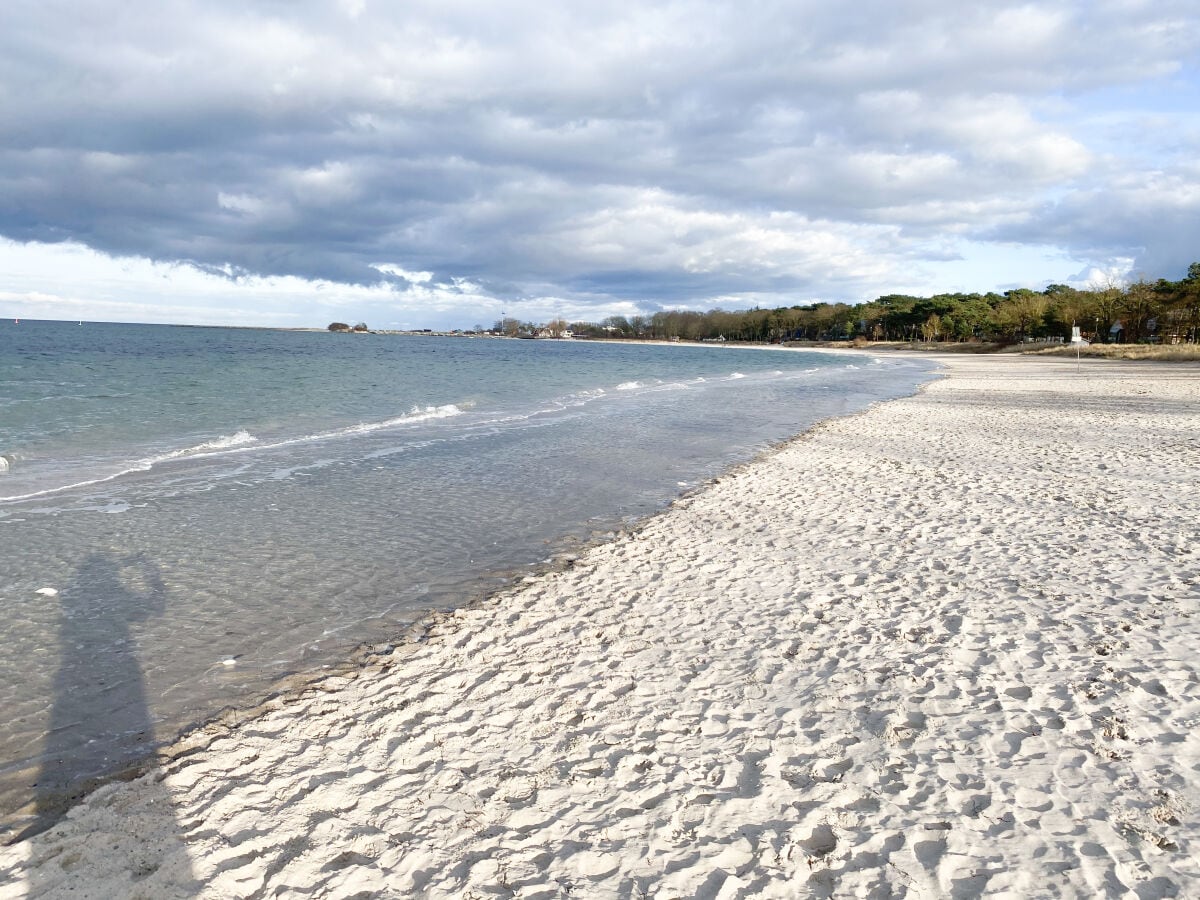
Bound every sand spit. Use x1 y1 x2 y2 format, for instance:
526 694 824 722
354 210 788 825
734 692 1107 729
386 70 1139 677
3 355 1198 899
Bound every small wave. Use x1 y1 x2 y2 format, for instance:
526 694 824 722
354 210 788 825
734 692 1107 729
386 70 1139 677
616 381 642 391
728 372 746 380
339 404 464 437
0 430 260 503
152 430 258 463
168 405 468 458
0 407 468 504
0 455 10 474
645 381 690 393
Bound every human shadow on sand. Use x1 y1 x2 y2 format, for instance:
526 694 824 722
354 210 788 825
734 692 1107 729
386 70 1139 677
19 552 169 838
2 552 201 895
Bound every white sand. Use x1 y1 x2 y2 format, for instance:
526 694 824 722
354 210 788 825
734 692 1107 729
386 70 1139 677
2 354 1198 899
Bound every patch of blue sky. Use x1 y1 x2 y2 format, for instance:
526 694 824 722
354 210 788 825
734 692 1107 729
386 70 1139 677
915 240 1096 297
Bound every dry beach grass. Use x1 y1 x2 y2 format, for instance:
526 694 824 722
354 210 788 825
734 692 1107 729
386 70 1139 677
800 339 1200 363
2 354 1198 898
1024 344 1200 362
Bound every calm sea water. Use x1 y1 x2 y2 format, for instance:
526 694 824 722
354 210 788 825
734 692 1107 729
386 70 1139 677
0 319 934 834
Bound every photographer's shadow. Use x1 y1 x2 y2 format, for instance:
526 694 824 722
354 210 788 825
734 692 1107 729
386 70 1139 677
11 551 199 894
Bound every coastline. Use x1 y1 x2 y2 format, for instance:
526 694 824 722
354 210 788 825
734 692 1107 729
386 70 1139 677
0 334 920 843
3 353 1198 898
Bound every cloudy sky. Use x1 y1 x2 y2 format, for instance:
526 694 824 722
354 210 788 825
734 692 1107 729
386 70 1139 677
2 1 1198 329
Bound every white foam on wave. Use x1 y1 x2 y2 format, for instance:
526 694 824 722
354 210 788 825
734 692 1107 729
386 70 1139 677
0 456 9 474
728 372 746 380
152 430 258 463
554 388 608 412
616 381 642 391
0 431 261 503
0 405 469 504
646 381 690 393
245 404 469 455
339 404 465 437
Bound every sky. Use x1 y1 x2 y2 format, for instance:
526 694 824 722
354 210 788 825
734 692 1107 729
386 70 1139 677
2 0 1198 330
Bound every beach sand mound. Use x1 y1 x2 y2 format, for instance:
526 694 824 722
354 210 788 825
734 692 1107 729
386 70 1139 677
2 355 1198 898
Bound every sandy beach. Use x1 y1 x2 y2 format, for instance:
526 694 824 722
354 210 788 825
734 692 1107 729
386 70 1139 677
2 353 1198 898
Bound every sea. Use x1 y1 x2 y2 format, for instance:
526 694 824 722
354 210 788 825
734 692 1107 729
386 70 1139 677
0 319 935 835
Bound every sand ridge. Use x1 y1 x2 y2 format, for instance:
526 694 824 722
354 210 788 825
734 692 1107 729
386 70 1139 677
2 354 1198 898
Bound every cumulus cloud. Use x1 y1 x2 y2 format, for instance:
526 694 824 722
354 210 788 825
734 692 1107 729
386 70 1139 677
1 0 1199 325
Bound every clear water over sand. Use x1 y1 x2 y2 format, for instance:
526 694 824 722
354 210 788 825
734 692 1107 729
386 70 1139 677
0 321 933 832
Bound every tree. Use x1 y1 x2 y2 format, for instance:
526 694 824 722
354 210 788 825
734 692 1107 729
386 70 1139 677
327 322 351 332
1044 284 1088 339
777 307 805 341
602 315 632 337
570 320 604 338
1120 279 1160 342
1086 281 1125 342
534 264 1200 347
993 290 1048 341
493 317 521 336
950 294 995 340
871 294 921 340
1160 264 1200 343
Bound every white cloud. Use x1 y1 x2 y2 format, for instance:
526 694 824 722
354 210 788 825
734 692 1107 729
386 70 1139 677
372 264 434 283
1 0 1199 326
0 239 488 329
217 193 268 216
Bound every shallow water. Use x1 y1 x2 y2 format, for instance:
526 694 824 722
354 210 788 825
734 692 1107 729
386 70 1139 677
0 321 935 834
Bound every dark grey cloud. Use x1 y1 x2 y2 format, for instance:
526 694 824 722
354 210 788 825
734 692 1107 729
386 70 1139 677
3 0 1200 321
990 161 1200 277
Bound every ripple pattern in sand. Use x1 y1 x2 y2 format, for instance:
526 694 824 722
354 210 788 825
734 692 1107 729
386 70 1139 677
3 356 1198 899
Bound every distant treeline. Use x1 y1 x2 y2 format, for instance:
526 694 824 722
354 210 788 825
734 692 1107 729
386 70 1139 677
512 263 1200 345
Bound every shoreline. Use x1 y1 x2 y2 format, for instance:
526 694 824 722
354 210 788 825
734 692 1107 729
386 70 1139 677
0 338 919 841
3 353 1198 897
0 343 928 842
